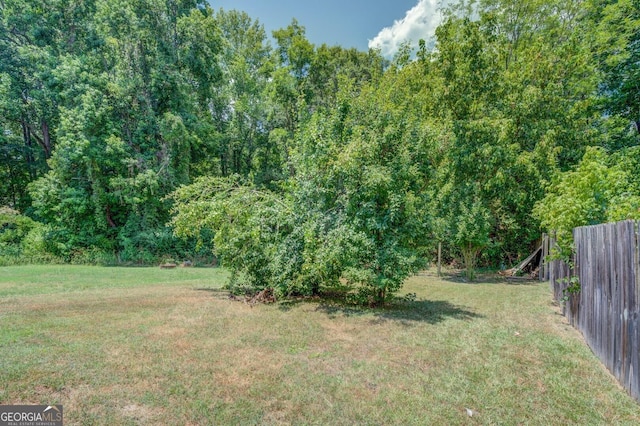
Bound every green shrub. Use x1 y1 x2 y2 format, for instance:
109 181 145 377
0 208 61 264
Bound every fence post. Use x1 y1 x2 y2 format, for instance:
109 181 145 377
636 221 640 311
437 242 442 277
549 233 556 290
541 233 548 281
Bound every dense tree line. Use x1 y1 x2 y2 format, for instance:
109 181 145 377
1 0 638 302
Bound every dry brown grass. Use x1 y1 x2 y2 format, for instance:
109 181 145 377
1 265 640 424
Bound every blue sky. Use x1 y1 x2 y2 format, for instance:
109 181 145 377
208 0 446 58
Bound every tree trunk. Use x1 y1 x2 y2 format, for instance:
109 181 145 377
26 121 51 158
462 244 478 282
375 287 386 307
105 205 117 228
20 118 36 179
41 120 51 157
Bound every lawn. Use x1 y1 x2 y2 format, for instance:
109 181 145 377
1 265 639 425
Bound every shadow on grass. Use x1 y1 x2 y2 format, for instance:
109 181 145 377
195 287 483 325
194 287 230 299
502 278 541 286
423 269 538 286
437 271 504 284
194 287 226 292
313 299 483 325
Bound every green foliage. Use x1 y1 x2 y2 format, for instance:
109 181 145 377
426 6 586 275
170 175 371 299
290 83 431 303
590 0 640 148
0 207 35 245
0 0 224 263
453 198 493 281
1 0 637 290
560 275 581 304
170 176 289 293
170 74 430 304
0 207 58 264
533 147 640 255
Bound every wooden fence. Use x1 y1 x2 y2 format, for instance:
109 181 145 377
546 220 640 401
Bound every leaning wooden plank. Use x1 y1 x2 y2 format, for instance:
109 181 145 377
514 246 542 274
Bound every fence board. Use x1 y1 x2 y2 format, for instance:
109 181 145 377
547 220 640 402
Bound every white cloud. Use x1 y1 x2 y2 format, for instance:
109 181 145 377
368 0 444 58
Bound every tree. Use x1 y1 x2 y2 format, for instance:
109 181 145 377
0 0 102 209
453 197 493 281
425 0 600 275
170 70 431 304
3 0 635 280
590 0 640 148
213 9 277 181
170 176 290 291
533 147 640 256
292 80 431 303
23 0 223 262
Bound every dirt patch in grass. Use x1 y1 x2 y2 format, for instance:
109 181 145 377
121 403 156 424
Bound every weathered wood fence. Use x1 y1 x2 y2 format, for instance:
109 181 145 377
546 220 640 401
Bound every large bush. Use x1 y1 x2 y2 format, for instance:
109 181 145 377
170 82 431 304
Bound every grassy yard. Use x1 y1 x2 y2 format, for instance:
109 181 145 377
1 265 639 425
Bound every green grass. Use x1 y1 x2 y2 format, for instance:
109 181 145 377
1 265 639 425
